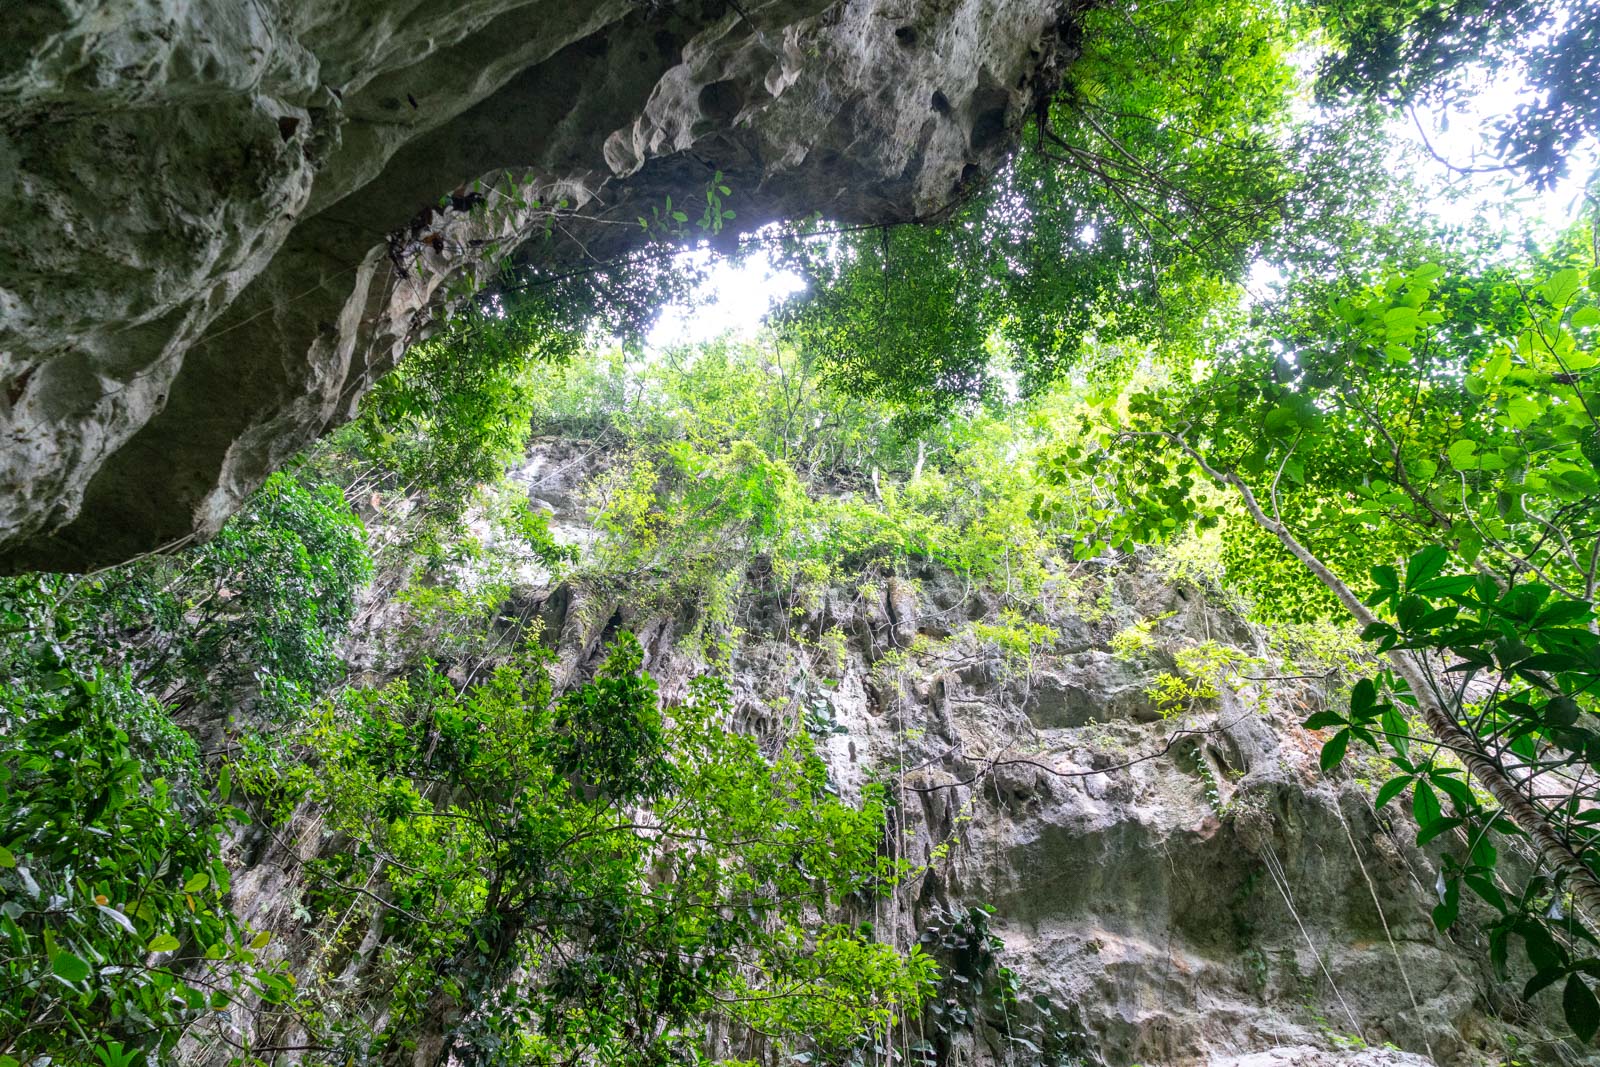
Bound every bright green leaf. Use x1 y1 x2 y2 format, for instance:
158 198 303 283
51 951 91 984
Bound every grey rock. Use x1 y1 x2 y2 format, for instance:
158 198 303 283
0 0 1072 571
221 432 1591 1066
1020 651 1161 727
1212 1048 1434 1067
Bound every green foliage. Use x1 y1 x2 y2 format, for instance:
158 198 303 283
190 473 371 709
0 671 274 1062
1146 640 1266 719
1089 252 1600 1042
1310 0 1548 106
234 634 933 1063
637 171 738 238
767 0 1320 420
522 338 1160 660
5 6 1600 1059
0 466 369 1060
1309 0 1600 188
915 903 1091 1067
1307 550 1600 1040
332 292 583 530
1107 255 1600 623
1109 613 1169 662
1044 0 1299 265
1 471 370 719
969 610 1059 677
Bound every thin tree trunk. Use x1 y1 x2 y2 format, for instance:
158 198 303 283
1184 444 1600 917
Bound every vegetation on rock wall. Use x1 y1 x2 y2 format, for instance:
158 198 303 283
1099 248 1600 1041
235 635 931 1064
3 0 1600 1063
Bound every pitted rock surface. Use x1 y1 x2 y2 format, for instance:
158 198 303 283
0 0 1072 571
232 438 1579 1067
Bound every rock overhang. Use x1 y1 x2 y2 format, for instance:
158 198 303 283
0 0 1076 572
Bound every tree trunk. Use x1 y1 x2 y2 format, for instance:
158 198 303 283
1201 457 1600 917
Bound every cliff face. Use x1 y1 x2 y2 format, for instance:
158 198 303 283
0 0 1069 572
210 437 1577 1067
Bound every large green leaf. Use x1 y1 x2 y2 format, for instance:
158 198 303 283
1566 974 1600 1043
51 951 91 984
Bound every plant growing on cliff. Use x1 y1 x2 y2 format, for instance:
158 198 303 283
232 633 934 1063
0 467 372 1063
1307 0 1600 189
0 669 279 1064
915 903 1093 1067
1090 249 1600 1041
1 471 370 720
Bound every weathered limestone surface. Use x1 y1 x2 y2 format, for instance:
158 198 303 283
0 0 1070 571
217 437 1580 1066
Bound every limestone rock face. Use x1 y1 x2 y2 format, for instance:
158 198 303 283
243 438 1573 1066
0 0 1070 572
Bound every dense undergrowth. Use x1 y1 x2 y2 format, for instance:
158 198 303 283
5 268 1595 1060
0 326 1160 1065
8 201 1600 1067
0 326 1225 1065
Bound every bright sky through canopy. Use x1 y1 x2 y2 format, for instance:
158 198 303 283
648 58 1599 352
